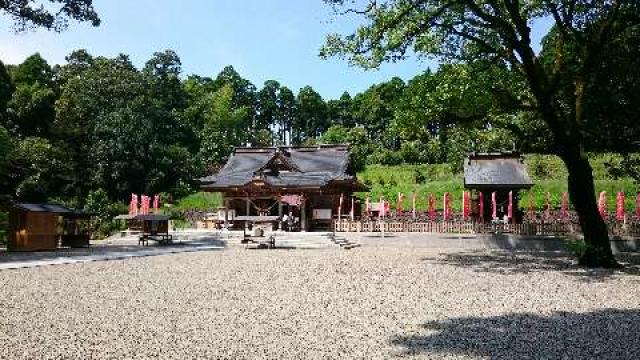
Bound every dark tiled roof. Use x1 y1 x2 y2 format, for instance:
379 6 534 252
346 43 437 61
463 152 533 189
199 145 359 189
13 203 73 214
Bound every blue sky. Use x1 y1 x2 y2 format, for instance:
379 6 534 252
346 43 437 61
0 1 551 100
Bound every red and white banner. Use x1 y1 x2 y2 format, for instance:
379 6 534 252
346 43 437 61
428 193 436 219
462 191 471 220
616 191 625 221
598 191 607 219
443 192 452 221
507 191 513 223
129 194 138 216
560 192 569 219
281 194 302 207
491 192 497 219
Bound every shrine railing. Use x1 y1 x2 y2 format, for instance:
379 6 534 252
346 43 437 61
333 217 640 237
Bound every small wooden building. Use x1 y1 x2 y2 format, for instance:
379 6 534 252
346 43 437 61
199 145 367 231
8 203 92 251
463 151 533 222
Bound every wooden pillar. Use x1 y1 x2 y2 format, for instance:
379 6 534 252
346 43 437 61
300 196 307 232
278 201 283 231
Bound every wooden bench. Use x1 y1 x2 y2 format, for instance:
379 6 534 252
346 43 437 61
241 234 276 249
139 233 173 246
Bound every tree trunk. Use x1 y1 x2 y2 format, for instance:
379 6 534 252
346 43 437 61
560 148 619 268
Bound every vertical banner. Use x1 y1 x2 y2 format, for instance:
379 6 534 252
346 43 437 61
545 192 551 218
130 194 138 216
378 196 385 219
479 192 484 221
561 192 569 219
411 192 416 218
598 191 607 219
462 191 471 220
396 193 404 216
616 191 625 221
528 191 535 218
338 193 344 220
153 194 160 214
428 193 436 219
443 192 449 221
491 192 497 219
507 191 513 223
365 195 371 216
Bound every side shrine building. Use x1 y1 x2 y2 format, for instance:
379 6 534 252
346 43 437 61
464 151 533 221
198 145 367 231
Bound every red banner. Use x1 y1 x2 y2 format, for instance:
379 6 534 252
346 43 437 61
507 191 513 222
428 193 436 219
462 191 471 220
598 191 607 219
560 192 569 219
616 191 625 221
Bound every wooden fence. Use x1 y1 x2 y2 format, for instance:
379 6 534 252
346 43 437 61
333 219 640 237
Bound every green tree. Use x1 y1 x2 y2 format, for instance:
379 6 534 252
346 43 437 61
276 86 296 144
327 91 355 128
199 84 252 166
295 85 327 142
1 0 100 31
257 80 281 133
322 0 639 267
0 60 15 120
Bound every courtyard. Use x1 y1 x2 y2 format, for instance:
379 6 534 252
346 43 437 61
0 236 639 359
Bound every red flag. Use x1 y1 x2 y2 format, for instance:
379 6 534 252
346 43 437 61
428 193 436 219
598 191 607 219
491 192 497 219
153 194 160 214
463 191 471 220
396 193 404 215
129 194 138 215
443 192 450 220
616 191 625 221
507 191 513 223
545 192 551 218
561 192 569 219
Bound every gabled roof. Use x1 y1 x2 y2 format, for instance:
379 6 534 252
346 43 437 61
463 151 533 189
199 145 364 191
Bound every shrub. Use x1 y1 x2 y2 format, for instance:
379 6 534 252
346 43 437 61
566 239 588 259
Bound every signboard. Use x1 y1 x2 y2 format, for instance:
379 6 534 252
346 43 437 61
312 209 332 220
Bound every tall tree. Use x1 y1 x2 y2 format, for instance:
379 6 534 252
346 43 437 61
276 86 296 145
1 0 100 31
295 86 327 143
322 0 640 267
257 80 281 136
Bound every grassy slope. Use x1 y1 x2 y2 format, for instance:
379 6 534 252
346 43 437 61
358 154 638 211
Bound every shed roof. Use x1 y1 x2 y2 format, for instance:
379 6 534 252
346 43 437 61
199 145 365 191
463 152 533 189
14 203 74 214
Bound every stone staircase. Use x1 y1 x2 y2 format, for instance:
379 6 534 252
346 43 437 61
327 232 361 250
235 231 360 250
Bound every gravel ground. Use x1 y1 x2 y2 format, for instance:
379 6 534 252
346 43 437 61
0 247 639 359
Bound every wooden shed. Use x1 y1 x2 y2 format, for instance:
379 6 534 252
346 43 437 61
8 203 91 251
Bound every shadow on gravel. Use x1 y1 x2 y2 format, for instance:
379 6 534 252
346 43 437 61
423 251 640 282
0 237 227 264
391 309 640 360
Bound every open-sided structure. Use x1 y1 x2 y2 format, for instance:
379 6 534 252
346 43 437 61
464 151 533 221
199 145 367 231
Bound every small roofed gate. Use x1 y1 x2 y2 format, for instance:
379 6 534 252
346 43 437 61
198 145 367 231
463 151 533 223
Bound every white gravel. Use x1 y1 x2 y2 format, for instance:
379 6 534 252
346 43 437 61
0 247 639 359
